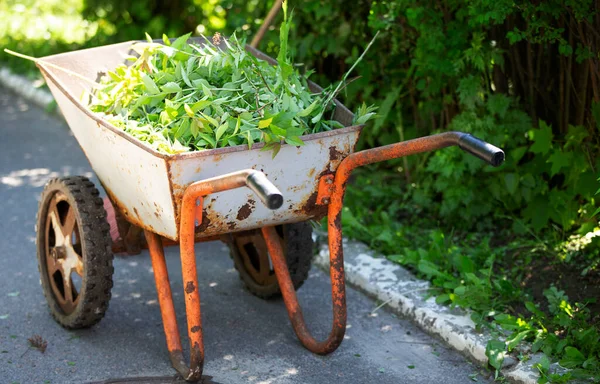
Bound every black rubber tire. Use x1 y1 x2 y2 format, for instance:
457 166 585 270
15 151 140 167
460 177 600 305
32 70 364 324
228 222 313 299
36 176 114 329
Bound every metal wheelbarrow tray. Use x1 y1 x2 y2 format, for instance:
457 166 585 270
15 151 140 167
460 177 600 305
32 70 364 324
34 37 506 382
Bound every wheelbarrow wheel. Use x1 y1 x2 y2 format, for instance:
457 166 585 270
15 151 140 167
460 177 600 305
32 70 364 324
228 222 313 299
35 176 114 329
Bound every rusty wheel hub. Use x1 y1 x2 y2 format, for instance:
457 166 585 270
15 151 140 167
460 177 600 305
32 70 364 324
45 192 84 315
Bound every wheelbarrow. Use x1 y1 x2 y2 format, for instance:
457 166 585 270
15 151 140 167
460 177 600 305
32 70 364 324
33 25 505 383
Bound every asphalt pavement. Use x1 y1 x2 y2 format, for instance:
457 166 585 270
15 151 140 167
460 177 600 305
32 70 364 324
0 87 490 383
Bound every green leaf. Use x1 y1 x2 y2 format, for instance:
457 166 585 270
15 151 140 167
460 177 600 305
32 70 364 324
435 293 451 304
504 173 518 195
184 104 194 117
529 122 553 155
510 146 528 164
141 74 160 95
277 1 290 73
285 136 304 146
270 142 282 158
485 340 506 370
246 131 253 149
269 124 287 136
215 123 228 143
418 260 441 277
198 133 216 148
191 99 212 112
297 98 321 117
233 116 241 136
161 82 182 93
200 112 219 128
547 150 571 176
355 112 377 125
507 330 530 351
537 354 551 373
190 119 200 138
560 347 586 369
171 32 192 50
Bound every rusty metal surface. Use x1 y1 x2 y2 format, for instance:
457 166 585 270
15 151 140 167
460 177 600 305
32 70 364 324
316 174 334 205
145 231 203 382
262 226 347 354
38 40 362 242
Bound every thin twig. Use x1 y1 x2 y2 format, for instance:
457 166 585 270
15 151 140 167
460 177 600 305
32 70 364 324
4 49 98 86
20 347 31 358
323 31 380 110
370 287 437 315
253 65 273 93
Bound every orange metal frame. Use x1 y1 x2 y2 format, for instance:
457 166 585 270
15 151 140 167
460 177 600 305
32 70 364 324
143 132 503 382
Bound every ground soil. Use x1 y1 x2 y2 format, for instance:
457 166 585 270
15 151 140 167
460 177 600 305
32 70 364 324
518 253 600 321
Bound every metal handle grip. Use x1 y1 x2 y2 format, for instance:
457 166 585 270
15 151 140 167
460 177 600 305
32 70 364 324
246 171 284 210
458 134 505 167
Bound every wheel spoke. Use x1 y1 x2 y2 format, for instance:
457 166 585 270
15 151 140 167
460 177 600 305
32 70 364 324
256 240 272 283
74 256 84 277
63 273 74 309
48 198 63 242
61 206 76 238
46 252 59 274
48 267 66 305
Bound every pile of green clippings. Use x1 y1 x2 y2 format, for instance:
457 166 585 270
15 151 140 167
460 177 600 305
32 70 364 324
88 2 376 155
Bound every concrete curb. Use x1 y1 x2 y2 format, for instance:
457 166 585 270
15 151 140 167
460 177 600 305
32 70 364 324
0 67 54 110
314 237 543 384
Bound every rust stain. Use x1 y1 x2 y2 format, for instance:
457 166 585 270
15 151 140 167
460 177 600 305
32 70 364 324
288 185 303 193
227 221 237 230
236 199 255 221
308 168 316 178
185 281 196 294
329 145 343 161
298 190 327 220
195 209 212 233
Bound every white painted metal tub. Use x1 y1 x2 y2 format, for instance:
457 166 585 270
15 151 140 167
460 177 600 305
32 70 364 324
37 40 362 241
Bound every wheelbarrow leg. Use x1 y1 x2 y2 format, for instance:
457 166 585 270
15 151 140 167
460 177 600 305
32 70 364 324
145 170 282 381
145 231 204 382
263 132 505 355
262 220 347 355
